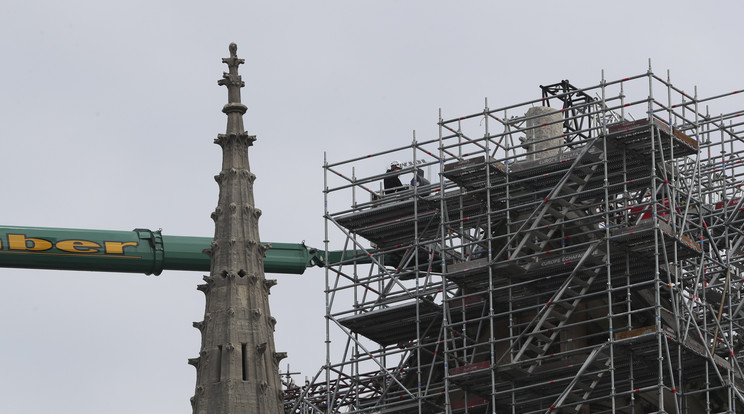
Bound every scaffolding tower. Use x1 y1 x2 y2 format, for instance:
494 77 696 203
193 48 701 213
288 67 744 413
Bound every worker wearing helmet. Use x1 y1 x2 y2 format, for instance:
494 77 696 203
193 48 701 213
384 160 404 195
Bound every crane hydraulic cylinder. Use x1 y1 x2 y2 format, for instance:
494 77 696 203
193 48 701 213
0 226 320 275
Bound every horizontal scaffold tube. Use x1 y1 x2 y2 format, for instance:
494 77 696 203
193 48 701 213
0 225 326 275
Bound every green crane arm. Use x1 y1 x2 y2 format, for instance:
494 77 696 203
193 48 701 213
0 226 324 275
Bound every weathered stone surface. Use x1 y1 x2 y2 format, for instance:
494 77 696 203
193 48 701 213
523 106 563 161
190 43 284 414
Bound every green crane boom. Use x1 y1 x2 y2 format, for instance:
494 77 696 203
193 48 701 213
0 226 324 275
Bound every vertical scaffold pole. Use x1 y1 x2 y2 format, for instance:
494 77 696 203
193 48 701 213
648 58 666 413
351 166 361 410
504 106 516 414
600 69 617 413
323 151 331 413
702 97 712 414
438 108 452 414
484 97 498 414
412 130 423 414
667 69 686 413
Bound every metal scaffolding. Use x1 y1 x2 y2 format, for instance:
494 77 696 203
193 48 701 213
287 66 744 413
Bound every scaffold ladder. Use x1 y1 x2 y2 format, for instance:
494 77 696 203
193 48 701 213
506 240 605 374
508 149 600 265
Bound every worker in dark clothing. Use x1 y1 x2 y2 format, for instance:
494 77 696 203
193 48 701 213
411 168 431 196
384 160 404 195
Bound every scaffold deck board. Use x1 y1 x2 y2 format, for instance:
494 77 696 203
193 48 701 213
607 118 698 160
334 193 484 248
337 300 442 346
443 155 507 191
610 219 702 259
445 250 606 290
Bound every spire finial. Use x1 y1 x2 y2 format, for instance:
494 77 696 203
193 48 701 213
218 42 247 134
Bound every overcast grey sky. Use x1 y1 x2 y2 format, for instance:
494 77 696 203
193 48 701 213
1 1 742 412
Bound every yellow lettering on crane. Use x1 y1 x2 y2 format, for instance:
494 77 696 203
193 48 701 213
103 241 139 254
1 233 140 256
8 234 53 251
56 240 101 253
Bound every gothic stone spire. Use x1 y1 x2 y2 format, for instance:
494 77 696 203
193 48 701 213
190 43 285 414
